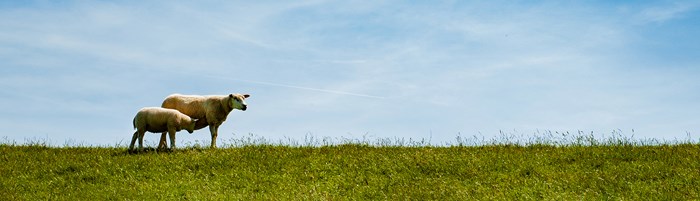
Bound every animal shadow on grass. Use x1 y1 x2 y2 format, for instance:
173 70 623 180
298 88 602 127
124 147 174 155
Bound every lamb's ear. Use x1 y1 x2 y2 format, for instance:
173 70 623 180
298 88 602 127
229 94 234 98
243 94 250 98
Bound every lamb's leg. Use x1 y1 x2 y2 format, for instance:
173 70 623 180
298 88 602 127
209 124 219 148
129 131 138 151
157 132 168 149
168 128 177 151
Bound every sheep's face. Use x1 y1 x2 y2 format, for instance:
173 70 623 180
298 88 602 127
229 94 250 111
186 119 197 133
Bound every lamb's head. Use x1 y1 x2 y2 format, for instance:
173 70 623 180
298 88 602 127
185 118 198 133
228 93 250 111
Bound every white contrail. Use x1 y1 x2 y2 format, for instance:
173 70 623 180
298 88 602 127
199 74 385 99
235 79 385 99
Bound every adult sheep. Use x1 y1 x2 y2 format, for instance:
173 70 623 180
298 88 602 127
158 93 250 148
130 107 198 152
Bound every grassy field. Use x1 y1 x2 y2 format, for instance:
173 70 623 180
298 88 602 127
1 137 699 200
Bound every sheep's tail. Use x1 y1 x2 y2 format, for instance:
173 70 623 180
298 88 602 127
132 116 136 130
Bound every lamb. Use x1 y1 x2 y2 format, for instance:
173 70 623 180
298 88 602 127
130 107 198 152
158 93 249 148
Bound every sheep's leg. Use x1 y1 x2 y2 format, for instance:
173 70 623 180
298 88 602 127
157 132 168 150
209 124 219 148
129 131 139 151
168 129 177 151
138 130 146 152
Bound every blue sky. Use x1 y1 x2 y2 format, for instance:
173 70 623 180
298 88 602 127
1 1 699 146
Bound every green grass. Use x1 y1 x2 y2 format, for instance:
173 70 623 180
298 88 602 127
1 136 699 200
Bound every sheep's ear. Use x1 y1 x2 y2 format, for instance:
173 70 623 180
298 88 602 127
243 94 250 98
229 94 234 98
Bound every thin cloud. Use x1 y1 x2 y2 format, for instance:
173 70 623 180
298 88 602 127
640 2 700 23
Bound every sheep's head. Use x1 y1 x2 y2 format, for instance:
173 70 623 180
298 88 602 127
186 119 198 133
229 94 250 111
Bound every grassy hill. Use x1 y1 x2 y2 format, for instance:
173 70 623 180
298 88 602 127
1 140 699 200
